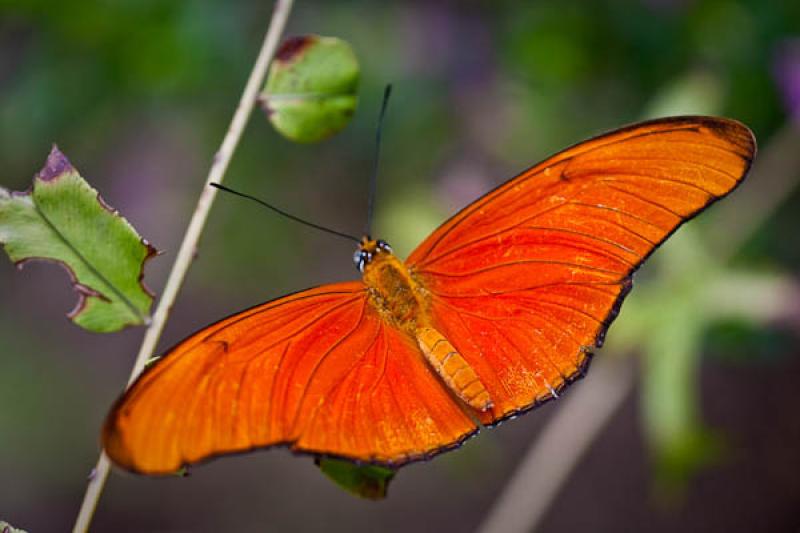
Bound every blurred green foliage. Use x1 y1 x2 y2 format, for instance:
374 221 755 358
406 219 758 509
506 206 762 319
0 0 798 530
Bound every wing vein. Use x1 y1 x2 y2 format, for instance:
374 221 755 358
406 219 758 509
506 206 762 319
601 183 685 219
289 298 369 435
524 225 638 257
430 280 620 299
424 259 623 279
598 175 716 197
578 156 740 182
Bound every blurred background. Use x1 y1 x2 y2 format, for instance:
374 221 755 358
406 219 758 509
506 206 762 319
1 0 799 531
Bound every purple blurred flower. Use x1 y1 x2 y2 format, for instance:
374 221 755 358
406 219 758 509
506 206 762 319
399 4 493 86
773 38 800 123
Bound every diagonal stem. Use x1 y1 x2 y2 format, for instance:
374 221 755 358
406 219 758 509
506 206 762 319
476 358 635 533
71 2 295 531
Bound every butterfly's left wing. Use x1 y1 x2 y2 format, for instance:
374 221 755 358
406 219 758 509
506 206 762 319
104 282 477 473
406 116 755 424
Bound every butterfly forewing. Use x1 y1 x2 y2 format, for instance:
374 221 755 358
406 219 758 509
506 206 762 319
407 117 755 424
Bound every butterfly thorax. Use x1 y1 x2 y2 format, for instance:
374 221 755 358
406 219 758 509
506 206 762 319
358 237 493 411
359 239 425 335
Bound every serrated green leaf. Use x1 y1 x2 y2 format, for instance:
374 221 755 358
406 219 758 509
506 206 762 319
315 458 395 500
0 146 156 332
259 35 359 143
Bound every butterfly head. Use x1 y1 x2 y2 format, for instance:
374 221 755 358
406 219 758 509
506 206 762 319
354 236 392 272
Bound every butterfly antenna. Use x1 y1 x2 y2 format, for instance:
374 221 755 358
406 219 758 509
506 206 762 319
210 183 361 244
365 84 393 237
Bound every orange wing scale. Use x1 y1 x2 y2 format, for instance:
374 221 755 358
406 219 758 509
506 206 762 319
104 116 755 473
104 282 476 473
408 117 754 424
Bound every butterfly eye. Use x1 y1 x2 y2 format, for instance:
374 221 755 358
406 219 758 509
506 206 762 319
377 240 392 253
353 250 366 272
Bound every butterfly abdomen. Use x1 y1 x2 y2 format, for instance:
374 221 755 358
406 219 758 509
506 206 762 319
416 326 493 411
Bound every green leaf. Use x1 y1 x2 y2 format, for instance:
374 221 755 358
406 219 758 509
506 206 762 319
315 458 395 500
260 35 359 143
641 297 721 489
0 146 156 332
608 230 721 488
607 227 796 490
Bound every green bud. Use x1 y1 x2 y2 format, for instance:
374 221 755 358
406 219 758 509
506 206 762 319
260 35 360 143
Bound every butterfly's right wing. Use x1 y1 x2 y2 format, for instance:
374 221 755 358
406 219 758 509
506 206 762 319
103 281 477 474
407 117 755 424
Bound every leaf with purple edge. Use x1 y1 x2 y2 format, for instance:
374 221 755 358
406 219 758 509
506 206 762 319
0 146 156 332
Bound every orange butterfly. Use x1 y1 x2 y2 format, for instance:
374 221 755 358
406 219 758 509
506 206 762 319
103 116 755 474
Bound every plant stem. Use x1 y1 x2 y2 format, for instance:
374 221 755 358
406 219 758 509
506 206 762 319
476 358 635 533
71 2 295 531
